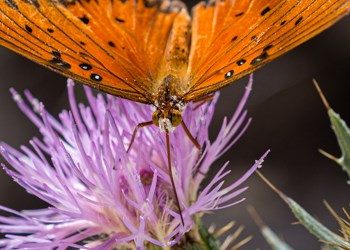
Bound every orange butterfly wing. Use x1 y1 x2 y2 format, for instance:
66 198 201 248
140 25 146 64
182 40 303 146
0 0 186 103
1 0 349 104
184 0 350 101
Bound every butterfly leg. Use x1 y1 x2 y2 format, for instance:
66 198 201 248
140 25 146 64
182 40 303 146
128 121 185 226
181 121 208 178
165 130 185 226
127 121 153 153
181 121 202 162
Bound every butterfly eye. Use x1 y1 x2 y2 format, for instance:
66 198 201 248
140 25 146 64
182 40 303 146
170 110 182 127
224 70 234 79
152 110 160 126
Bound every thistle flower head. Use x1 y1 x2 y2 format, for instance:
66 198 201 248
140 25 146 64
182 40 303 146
0 76 268 249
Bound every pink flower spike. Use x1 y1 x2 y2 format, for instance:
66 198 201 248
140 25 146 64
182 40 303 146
0 76 268 248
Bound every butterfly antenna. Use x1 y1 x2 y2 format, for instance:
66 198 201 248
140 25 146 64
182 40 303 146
165 130 185 226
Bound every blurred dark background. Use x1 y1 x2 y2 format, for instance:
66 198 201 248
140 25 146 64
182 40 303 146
0 2 349 249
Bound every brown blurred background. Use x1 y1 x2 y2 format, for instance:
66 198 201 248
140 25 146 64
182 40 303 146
0 2 349 249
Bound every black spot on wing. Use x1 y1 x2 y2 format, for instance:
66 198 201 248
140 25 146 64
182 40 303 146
90 73 102 82
108 41 116 47
280 20 286 26
52 51 61 58
250 52 269 65
261 6 271 16
47 28 54 33
49 51 71 69
224 70 234 79
79 15 90 24
295 17 303 26
231 36 238 42
263 44 273 52
49 58 71 69
25 25 32 33
235 12 244 17
237 59 246 66
115 17 125 23
79 63 92 70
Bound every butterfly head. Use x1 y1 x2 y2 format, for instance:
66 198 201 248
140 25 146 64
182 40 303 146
152 74 186 132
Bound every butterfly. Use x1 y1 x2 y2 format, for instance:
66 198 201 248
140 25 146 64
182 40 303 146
0 0 349 225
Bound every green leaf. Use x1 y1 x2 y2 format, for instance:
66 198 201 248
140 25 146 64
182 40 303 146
198 221 221 250
313 79 350 180
320 108 350 179
166 221 221 250
284 197 349 250
258 171 350 250
260 225 294 250
247 206 294 250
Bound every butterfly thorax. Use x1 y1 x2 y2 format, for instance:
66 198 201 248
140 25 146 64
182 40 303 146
152 74 186 132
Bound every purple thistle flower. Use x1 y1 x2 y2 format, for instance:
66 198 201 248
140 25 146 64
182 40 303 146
0 75 268 249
